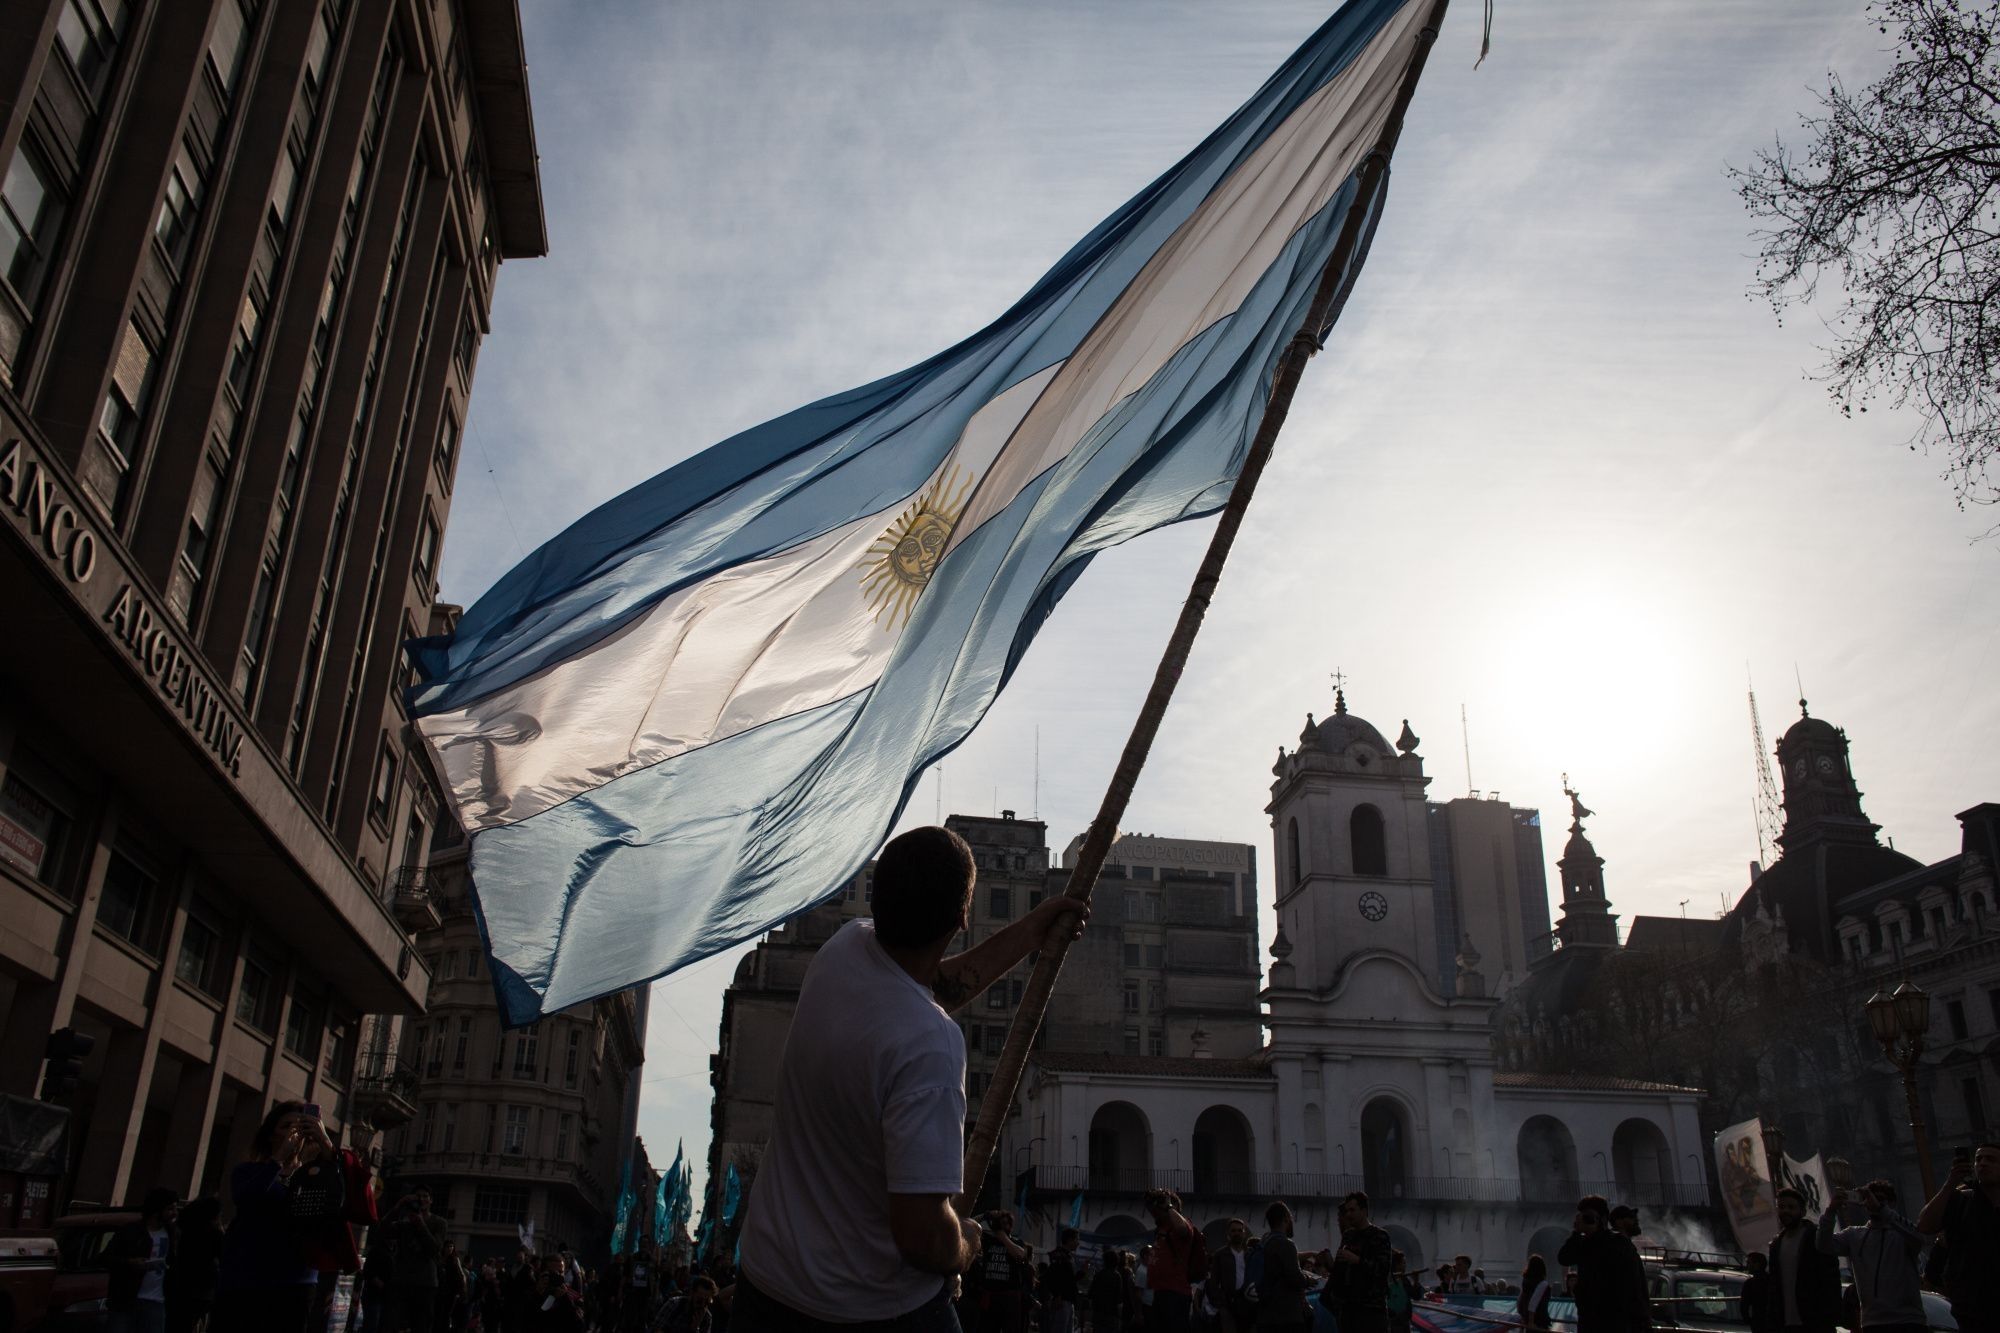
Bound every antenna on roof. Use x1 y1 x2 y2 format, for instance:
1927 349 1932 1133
1747 668 1782 868
1460 703 1474 796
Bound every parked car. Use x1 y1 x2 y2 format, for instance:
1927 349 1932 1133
1647 1267 1750 1330
30 1210 136 1331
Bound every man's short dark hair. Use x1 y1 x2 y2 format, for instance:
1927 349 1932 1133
1265 1200 1291 1227
1774 1186 1806 1207
1864 1178 1896 1202
1341 1191 1370 1212
871 826 975 947
1576 1195 1609 1219
691 1276 718 1295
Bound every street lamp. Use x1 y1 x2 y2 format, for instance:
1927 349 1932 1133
1865 981 1935 1198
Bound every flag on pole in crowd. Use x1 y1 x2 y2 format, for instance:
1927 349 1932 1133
654 1142 680 1253
409 0 1435 1025
1069 1193 1084 1230
720 1162 743 1227
671 1157 693 1230
609 1156 635 1256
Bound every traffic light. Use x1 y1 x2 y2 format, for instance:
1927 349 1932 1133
41 1027 93 1100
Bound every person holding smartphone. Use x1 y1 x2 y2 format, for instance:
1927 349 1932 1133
212 1100 337 1333
1917 1144 2000 1333
1816 1180 1925 1333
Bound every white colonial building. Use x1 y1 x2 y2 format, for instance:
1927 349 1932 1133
1005 690 1708 1272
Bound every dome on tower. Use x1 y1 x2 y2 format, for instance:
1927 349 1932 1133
1302 688 1395 759
1780 707 1842 749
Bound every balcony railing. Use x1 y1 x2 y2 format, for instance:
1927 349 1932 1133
1028 1166 1708 1209
391 868 442 933
352 1052 421 1130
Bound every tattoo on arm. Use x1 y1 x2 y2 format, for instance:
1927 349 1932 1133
932 965 976 1011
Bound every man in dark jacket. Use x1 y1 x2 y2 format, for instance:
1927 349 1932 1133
1326 1191 1394 1333
1043 1228 1081 1333
1765 1187 1839 1333
1557 1195 1650 1333
1256 1202 1310 1332
1208 1220 1254 1333
1918 1145 2000 1333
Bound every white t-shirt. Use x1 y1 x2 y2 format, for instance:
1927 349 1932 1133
739 920 967 1321
137 1228 168 1302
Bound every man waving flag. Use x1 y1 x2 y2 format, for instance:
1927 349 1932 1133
411 0 1441 1025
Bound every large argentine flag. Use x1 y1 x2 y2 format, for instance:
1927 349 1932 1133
412 0 1433 1024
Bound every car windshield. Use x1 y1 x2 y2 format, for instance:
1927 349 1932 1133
1671 1275 1746 1321
56 1224 119 1271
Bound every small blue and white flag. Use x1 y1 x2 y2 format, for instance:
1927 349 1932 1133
412 0 1434 1024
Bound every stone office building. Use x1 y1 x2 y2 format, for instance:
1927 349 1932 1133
382 832 652 1262
0 0 543 1206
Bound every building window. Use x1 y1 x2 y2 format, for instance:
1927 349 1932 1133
1144 944 1163 968
301 9 334 111
513 1028 538 1080
175 902 228 997
427 1026 445 1078
986 1025 1006 1052
438 949 457 982
1967 1078 1988 1133
370 739 396 823
0 766 77 891
1010 978 1023 1005
986 986 1007 1011
1287 817 1302 888
501 1105 529 1156
436 410 459 484
236 951 278 1031
555 1113 574 1162
1122 981 1139 1013
416 1101 436 1151
284 989 321 1060
154 143 203 266
964 1023 980 1053
1123 1026 1140 1055
1133 865 1155 881
0 143 68 307
451 1016 469 1074
968 1072 985 1099
988 886 1011 919
55 0 131 96
414 508 440 589
1122 943 1140 967
205 0 251 94
1949 1000 1969 1041
473 1184 530 1225
98 846 166 955
324 1020 351 1084
1149 1029 1165 1056
465 947 480 980
1351 805 1388 877
564 1030 580 1088
1147 981 1165 1012
441 1102 458 1152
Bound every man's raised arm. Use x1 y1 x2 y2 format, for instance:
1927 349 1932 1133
931 895 1088 1013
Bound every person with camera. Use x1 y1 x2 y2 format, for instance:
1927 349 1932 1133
1556 1196 1648 1333
1324 1192 1392 1333
1816 1179 1925 1333
734 826 1086 1331
386 1187 448 1333
1918 1144 2000 1333
212 1100 342 1332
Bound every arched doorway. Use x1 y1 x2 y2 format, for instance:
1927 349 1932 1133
1360 1097 1410 1199
1613 1118 1672 1202
1385 1223 1425 1273
1193 1105 1255 1196
1089 1101 1152 1193
1527 1225 1569 1270
1096 1213 1150 1240
1517 1115 1578 1203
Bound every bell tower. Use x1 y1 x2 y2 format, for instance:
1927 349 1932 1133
1553 777 1618 949
1774 698 1879 851
1266 684 1437 991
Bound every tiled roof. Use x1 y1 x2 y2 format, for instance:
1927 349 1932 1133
1032 1053 1274 1081
1494 1071 1705 1096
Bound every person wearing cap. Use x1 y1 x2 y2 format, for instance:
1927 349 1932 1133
1608 1206 1641 1240
1558 1195 1650 1333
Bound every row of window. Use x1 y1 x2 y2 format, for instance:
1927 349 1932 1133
1841 890 1993 960
1122 1027 1166 1056
408 1012 593 1089
1285 806 1390 888
1120 979 1167 1012
410 1101 577 1165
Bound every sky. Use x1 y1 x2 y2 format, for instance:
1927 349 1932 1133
439 1 2000 1205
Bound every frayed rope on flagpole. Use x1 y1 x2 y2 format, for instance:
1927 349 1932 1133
1474 0 1493 67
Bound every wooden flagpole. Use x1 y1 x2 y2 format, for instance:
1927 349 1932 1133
958 0 1452 1212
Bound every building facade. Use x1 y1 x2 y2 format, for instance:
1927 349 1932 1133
0 0 543 1206
1008 691 1705 1269
706 812 1261 1208
386 836 652 1262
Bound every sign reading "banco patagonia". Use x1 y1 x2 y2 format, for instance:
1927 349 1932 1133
0 435 245 776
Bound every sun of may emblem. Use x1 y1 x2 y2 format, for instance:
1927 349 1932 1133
860 465 972 630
